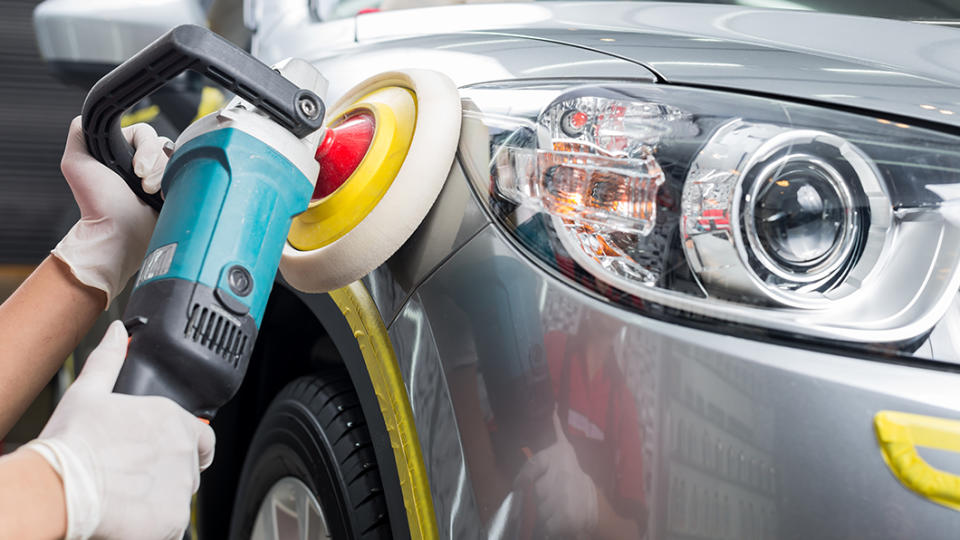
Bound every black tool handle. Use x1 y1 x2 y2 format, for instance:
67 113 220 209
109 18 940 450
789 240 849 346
81 24 325 211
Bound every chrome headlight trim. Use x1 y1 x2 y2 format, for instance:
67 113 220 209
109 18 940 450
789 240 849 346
683 121 894 309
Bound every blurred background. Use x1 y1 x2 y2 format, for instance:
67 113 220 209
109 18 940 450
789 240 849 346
0 0 85 451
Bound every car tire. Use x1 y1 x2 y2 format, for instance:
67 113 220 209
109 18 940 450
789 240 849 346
228 372 391 540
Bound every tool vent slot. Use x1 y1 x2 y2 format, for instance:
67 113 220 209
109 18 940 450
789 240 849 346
185 303 248 367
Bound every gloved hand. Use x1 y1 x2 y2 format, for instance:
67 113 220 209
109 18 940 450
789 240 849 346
22 321 215 540
515 411 599 537
52 116 173 307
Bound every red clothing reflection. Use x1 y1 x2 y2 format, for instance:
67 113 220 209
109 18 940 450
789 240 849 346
545 330 648 520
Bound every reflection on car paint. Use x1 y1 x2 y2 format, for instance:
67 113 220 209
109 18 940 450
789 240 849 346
392 225 960 539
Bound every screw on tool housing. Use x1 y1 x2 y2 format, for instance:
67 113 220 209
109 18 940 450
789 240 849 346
299 96 320 119
228 265 253 296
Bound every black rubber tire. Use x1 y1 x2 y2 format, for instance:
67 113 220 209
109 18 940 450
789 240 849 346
228 372 391 539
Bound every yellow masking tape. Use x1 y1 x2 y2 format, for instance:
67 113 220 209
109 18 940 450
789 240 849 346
875 410 960 511
288 86 417 250
329 282 438 539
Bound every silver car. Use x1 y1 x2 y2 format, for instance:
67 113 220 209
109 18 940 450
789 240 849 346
34 0 960 538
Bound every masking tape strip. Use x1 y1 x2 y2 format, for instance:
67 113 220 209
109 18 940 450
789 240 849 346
190 495 200 539
329 281 438 540
874 410 960 511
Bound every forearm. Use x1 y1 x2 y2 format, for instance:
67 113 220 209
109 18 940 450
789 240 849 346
0 448 67 539
0 256 104 437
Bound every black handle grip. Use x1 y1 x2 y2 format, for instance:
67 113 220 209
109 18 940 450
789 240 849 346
81 24 325 211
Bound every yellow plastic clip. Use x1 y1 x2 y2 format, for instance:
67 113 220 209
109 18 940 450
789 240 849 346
874 410 960 511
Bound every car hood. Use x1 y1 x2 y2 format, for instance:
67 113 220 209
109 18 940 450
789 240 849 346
354 2 960 129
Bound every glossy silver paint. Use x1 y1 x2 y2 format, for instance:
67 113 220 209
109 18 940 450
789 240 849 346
254 2 960 538
362 159 489 326
388 290 486 539
402 224 960 539
257 1 960 128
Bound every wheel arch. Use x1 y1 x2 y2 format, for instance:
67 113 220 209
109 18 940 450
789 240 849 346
287 281 420 540
198 280 423 540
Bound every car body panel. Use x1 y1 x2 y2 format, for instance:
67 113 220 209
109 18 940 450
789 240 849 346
286 33 656 106
257 1 960 129
388 290 487 539
363 159 490 327
400 223 960 539
485 26 960 129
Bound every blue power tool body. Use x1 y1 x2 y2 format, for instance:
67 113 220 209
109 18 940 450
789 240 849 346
81 26 326 418
139 128 312 327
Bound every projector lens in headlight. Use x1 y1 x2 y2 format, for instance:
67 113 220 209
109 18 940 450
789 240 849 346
680 121 888 306
459 83 960 345
751 156 849 269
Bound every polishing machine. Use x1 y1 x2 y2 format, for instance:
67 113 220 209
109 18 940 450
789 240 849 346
81 24 460 419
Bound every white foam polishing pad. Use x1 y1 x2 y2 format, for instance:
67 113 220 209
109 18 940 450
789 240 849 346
280 69 461 293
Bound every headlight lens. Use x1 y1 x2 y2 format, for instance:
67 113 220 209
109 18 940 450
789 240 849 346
459 82 960 346
751 156 848 268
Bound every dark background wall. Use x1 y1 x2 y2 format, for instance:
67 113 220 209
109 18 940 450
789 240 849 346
0 0 84 267
0 0 84 450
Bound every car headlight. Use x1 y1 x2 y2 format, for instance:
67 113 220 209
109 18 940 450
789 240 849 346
458 82 960 347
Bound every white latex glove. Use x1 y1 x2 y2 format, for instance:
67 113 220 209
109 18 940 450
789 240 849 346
515 411 599 537
52 116 172 307
22 321 215 540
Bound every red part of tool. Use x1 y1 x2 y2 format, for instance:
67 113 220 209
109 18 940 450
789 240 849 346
313 111 376 200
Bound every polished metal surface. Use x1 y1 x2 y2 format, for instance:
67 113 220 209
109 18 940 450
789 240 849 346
251 477 330 540
388 292 485 540
364 158 490 326
410 225 960 538
264 32 655 105
325 2 960 130
256 1 960 129
492 23 960 130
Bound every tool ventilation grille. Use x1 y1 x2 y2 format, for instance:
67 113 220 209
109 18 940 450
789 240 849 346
185 303 247 366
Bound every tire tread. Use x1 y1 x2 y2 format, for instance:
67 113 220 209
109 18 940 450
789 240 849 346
259 372 391 540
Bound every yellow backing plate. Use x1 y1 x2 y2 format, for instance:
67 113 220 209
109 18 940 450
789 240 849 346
288 86 417 250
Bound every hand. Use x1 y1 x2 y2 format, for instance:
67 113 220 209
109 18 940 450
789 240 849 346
22 321 215 540
52 116 172 307
515 411 599 537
